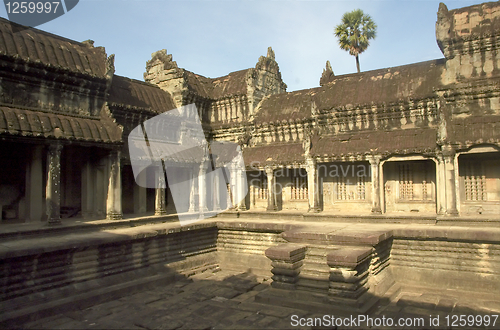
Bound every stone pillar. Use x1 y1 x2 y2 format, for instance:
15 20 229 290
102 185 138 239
443 146 458 216
229 165 237 210
189 166 197 212
27 145 43 221
266 167 278 211
155 166 167 216
436 155 446 215
236 166 247 211
306 158 320 212
81 159 94 218
369 155 382 214
213 169 221 211
134 170 147 214
198 162 209 213
46 143 63 225
265 244 307 290
106 150 123 220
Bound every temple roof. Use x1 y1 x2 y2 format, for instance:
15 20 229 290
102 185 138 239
184 69 249 100
0 106 122 143
255 59 445 124
108 75 176 113
450 115 500 148
311 128 438 159
0 17 108 78
242 143 304 166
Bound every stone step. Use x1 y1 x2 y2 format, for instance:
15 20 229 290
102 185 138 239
300 262 330 273
296 274 330 292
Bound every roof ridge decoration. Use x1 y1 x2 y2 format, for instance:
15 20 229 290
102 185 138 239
319 60 335 86
246 47 287 117
145 47 288 121
145 49 179 72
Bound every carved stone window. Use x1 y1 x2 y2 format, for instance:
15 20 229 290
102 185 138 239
397 161 434 201
463 162 486 201
336 174 366 200
257 172 268 200
291 169 307 200
398 164 414 200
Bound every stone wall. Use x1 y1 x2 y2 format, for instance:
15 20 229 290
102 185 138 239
0 225 218 303
392 238 500 292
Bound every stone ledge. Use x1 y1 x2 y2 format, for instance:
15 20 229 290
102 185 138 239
0 221 218 259
393 227 500 243
283 229 393 246
216 220 295 233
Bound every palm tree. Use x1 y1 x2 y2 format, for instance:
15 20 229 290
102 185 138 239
335 9 377 73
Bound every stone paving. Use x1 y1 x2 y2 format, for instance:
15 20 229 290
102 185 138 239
21 268 500 330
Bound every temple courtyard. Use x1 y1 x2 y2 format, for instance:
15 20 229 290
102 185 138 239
1 213 500 329
19 268 500 330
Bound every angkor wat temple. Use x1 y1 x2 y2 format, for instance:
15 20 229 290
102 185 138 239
1 1 500 326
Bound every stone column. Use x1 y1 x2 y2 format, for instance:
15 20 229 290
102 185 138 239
46 143 63 225
306 158 320 212
213 169 221 211
81 159 94 219
266 166 278 211
229 165 237 210
155 165 167 216
443 146 458 216
189 166 197 212
27 145 43 222
106 150 123 220
134 170 147 214
436 155 446 215
236 166 247 211
369 155 382 214
198 162 209 213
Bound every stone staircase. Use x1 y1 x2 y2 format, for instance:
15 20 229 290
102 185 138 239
295 244 336 293
257 228 396 314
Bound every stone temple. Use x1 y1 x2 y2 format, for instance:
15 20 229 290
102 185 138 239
1 2 500 329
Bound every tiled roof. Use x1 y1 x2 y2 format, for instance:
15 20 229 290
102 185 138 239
242 143 304 166
311 128 438 158
0 17 107 78
0 106 122 143
211 69 248 99
184 69 249 100
210 141 240 167
450 115 500 147
108 75 176 113
256 60 444 124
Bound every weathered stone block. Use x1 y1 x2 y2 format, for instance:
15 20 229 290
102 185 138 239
265 244 306 262
327 247 373 268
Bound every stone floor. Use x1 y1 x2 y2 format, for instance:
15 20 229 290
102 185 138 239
21 269 500 330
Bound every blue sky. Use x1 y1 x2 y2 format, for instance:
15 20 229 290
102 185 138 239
0 0 489 92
